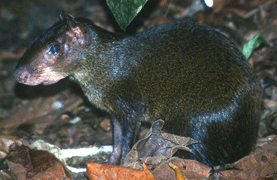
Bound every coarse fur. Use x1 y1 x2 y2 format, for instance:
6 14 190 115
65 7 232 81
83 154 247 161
14 13 262 167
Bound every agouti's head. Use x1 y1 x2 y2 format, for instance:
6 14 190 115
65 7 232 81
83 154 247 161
14 12 88 85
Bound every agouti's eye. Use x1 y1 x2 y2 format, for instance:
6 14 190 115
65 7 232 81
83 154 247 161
49 44 60 55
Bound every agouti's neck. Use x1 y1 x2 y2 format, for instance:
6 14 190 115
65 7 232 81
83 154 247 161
70 27 139 103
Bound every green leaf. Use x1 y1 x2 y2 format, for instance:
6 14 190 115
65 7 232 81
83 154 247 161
106 0 148 30
240 34 270 59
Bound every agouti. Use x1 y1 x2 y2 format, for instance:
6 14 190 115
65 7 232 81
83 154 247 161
14 12 262 167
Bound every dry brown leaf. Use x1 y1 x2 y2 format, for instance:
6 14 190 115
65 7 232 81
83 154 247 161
213 0 233 13
219 135 277 179
150 135 277 179
255 173 277 179
0 89 83 130
0 135 22 158
250 0 273 6
152 157 211 180
124 119 196 170
5 161 27 180
203 0 248 24
8 146 72 180
30 161 72 180
86 162 156 180
168 162 188 180
213 0 248 14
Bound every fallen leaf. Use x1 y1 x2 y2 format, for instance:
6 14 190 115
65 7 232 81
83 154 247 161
9 146 72 179
0 89 82 129
28 139 68 166
152 157 211 180
30 161 72 180
86 162 155 180
213 0 233 13
255 173 277 180
124 119 196 170
213 0 248 14
218 135 277 179
0 135 22 158
5 161 27 180
168 162 188 180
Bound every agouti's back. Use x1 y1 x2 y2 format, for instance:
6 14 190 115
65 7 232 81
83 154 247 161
103 21 262 166
14 13 262 167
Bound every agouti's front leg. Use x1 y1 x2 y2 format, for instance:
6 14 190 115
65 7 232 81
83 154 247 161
109 110 142 165
108 118 122 165
107 79 145 164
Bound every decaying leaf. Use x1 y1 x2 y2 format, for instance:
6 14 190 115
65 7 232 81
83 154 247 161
8 146 72 180
0 135 22 158
255 173 277 180
124 119 197 170
3 161 27 180
212 0 233 13
150 135 277 179
218 135 277 179
28 139 68 166
213 0 248 14
0 89 82 130
30 161 72 180
152 157 211 180
86 162 155 180
168 162 188 180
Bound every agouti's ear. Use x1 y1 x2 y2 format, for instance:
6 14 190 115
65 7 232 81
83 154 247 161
59 11 74 21
59 11 86 45
66 19 86 45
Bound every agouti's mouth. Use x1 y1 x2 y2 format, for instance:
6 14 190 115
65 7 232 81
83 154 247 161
14 68 41 86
